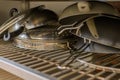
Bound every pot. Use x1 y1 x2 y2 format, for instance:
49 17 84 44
0 6 59 41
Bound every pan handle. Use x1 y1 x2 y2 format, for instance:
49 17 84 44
9 8 19 17
3 8 19 41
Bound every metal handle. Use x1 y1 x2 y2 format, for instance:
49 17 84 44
9 8 19 17
3 8 19 41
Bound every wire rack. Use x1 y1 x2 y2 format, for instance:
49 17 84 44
0 40 120 80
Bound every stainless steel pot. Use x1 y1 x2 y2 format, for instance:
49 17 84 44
0 6 59 41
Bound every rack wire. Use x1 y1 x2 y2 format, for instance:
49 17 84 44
0 40 120 80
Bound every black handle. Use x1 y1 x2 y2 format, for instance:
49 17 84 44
9 8 18 17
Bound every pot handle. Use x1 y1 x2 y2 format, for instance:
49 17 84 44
3 8 19 41
9 8 19 17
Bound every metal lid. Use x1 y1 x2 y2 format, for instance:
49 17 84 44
14 25 68 50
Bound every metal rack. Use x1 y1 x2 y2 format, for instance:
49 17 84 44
0 40 120 80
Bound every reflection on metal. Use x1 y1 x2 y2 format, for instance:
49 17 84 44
8 23 21 33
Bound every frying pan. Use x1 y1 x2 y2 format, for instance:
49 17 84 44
59 1 119 24
58 1 120 53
